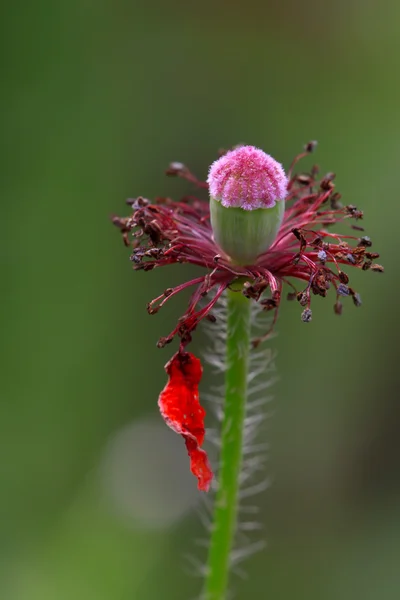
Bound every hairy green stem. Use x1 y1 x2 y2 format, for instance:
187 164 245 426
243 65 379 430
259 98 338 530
203 287 251 600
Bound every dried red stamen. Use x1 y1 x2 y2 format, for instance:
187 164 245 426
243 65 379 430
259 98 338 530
113 144 383 350
158 351 213 492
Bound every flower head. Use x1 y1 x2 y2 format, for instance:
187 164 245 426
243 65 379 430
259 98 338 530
114 142 382 346
113 142 383 489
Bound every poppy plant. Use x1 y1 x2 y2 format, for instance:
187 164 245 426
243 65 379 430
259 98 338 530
113 142 382 600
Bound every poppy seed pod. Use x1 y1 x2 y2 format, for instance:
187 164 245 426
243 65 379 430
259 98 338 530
208 146 288 264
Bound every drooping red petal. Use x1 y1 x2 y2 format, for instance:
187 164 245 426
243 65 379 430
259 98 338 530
158 351 213 492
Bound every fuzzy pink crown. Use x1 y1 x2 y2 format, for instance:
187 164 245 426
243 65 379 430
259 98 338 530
207 145 288 210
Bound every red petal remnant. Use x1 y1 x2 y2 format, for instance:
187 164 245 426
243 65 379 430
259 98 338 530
158 351 213 492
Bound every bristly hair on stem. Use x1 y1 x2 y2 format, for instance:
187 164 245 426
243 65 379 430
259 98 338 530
195 292 275 599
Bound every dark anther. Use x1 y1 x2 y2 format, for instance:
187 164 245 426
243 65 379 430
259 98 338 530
370 264 384 273
312 236 323 247
165 162 187 176
320 173 336 191
157 336 172 348
334 301 343 315
330 192 342 210
351 224 365 231
297 174 312 186
338 271 349 284
311 164 320 178
311 268 331 297
301 308 312 322
345 205 364 219
242 278 269 301
143 220 163 245
145 248 163 259
358 236 372 247
304 141 318 153
112 215 130 230
297 291 308 306
351 292 362 307
200 274 212 297
365 252 380 260
126 196 149 209
205 314 217 323
346 254 356 264
292 228 307 252
131 250 144 264
260 298 278 311
337 283 350 296
352 246 367 262
147 303 159 315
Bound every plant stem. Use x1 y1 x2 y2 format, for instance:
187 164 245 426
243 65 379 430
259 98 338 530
203 287 251 600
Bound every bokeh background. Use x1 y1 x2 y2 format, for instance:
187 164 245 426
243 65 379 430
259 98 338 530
2 1 400 599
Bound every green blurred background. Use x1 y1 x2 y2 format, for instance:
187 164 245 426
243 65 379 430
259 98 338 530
1 1 399 599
